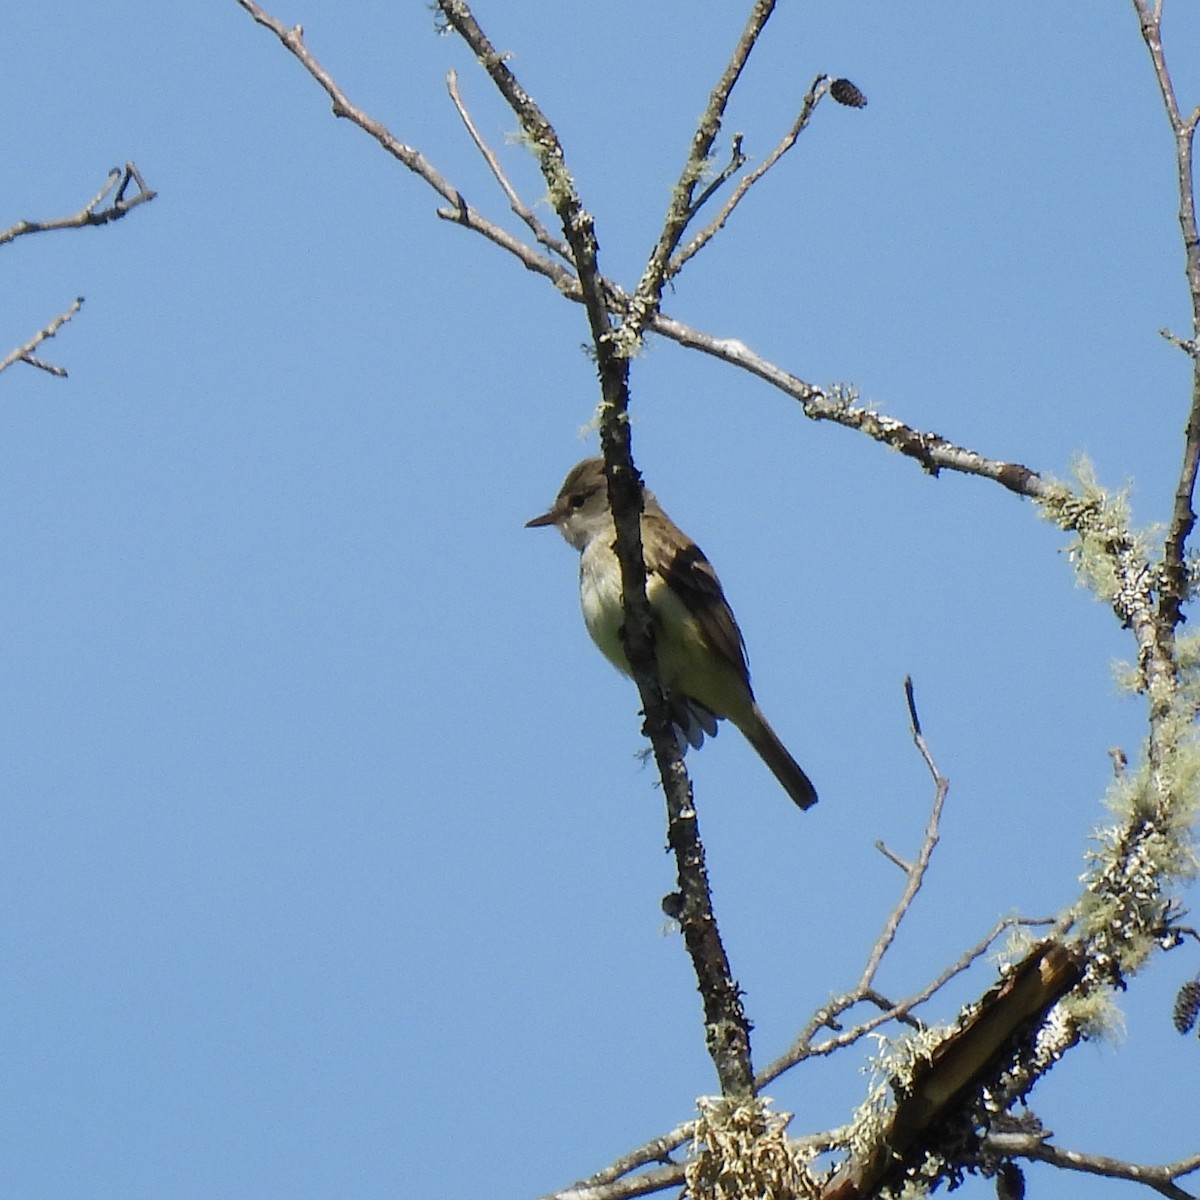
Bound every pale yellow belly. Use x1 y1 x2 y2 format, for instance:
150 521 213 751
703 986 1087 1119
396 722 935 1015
578 541 747 722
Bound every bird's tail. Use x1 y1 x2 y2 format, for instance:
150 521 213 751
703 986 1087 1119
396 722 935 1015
737 703 818 810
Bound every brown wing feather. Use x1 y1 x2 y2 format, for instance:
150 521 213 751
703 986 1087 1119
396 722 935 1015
642 508 752 691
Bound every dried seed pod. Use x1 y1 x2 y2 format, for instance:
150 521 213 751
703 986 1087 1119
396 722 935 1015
831 78 868 108
996 1161 1025 1200
1173 979 1200 1034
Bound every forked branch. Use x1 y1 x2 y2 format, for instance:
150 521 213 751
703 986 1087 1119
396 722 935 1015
0 163 155 246
0 297 84 378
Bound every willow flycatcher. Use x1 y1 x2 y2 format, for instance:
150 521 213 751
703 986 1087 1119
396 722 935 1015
526 457 817 809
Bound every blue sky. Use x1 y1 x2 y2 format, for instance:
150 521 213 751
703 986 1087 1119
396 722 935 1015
3 3 1198 1198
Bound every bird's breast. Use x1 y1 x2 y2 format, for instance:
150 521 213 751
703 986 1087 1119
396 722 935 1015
579 539 631 674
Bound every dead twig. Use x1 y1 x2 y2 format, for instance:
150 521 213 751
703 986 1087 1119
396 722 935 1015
857 676 949 982
1134 0 1200 629
668 75 833 280
0 297 85 378
621 0 779 350
0 164 155 246
986 1131 1200 1200
444 69 575 267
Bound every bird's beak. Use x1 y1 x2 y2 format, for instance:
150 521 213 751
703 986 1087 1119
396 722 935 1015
525 506 560 529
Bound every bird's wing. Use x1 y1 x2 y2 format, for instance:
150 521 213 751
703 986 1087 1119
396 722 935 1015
644 510 751 686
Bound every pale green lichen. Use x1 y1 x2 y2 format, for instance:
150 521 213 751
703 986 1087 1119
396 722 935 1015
1055 986 1123 1043
842 1025 949 1165
1072 637 1200 990
685 1095 820 1200
836 1026 962 1199
843 1073 891 1165
893 1178 939 1200
1025 999 1081 1070
1036 459 1199 973
669 155 711 222
1076 787 1199 984
1035 458 1142 604
1112 657 1143 694
824 382 862 413
990 924 1044 976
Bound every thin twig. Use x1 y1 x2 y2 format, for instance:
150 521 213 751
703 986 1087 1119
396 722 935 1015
986 1131 1200 1200
874 840 912 872
0 297 85 378
688 133 748 216
644 316 1050 495
559 1119 696 1198
0 164 156 246
1160 326 1199 356
232 3 477 214
668 75 831 279
444 69 575 267
810 917 1055 1056
764 915 1055 1084
541 1164 687 1200
858 677 948 983
1134 0 1200 629
622 0 778 349
759 681 1049 1089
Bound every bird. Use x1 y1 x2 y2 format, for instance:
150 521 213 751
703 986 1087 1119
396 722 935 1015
526 457 817 809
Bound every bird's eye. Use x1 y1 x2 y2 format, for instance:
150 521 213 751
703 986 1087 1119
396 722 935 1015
568 493 586 509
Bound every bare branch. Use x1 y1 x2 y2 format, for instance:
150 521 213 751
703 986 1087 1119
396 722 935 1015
760 686 1048 1089
856 677 949 984
645 318 1052 496
559 1119 696 1198
232 2 478 217
1160 326 1199 356
444 70 575 267
1133 1 1200 628
0 297 84 378
797 917 1056 1062
874 840 912 873
625 0 778 345
0 164 155 246
230 3 584 299
434 198 580 289
668 75 832 279
758 672 1047 1088
987 1131 1200 1200
543 1157 688 1200
687 133 748 218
